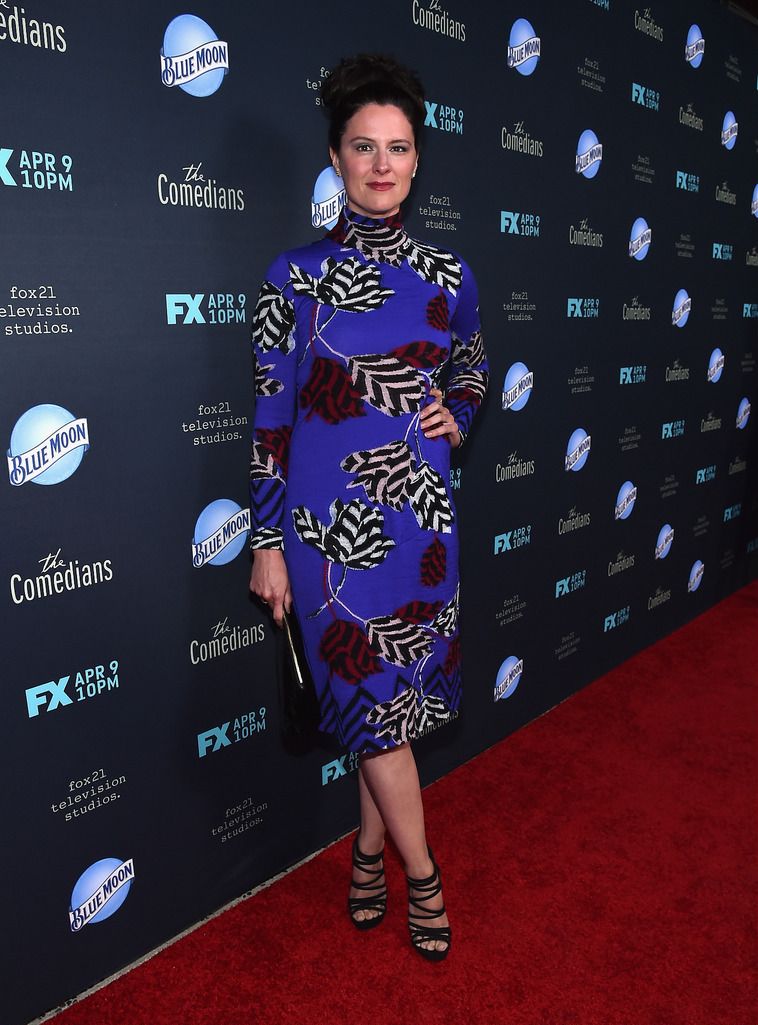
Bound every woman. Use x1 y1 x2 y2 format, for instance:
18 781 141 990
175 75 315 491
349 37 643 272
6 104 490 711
248 53 488 960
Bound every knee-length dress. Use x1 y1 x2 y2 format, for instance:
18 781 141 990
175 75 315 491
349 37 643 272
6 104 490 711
249 204 489 754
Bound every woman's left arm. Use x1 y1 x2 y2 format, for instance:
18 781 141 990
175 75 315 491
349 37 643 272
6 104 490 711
444 256 490 447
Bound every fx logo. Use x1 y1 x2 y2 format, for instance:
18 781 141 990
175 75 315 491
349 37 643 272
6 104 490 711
0 147 16 186
166 293 205 325
555 577 570 597
322 752 358 784
603 606 629 632
662 420 684 439
500 211 520 234
631 82 646 104
424 101 438 128
25 677 73 717
322 756 348 784
197 723 230 757
619 367 633 384
494 532 512 553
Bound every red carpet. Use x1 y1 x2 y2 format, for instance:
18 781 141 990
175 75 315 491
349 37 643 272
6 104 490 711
49 581 757 1025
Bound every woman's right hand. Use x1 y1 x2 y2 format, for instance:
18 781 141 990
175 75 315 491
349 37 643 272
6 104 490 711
249 549 292 628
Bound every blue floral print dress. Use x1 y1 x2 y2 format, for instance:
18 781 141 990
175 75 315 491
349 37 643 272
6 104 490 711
249 204 489 753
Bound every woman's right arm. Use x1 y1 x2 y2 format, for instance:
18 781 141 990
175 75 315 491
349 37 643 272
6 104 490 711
248 253 297 627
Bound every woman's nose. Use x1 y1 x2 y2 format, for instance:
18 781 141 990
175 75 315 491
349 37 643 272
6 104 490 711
372 150 390 173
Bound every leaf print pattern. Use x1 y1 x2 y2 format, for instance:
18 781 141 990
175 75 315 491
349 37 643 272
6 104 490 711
451 328 486 368
348 353 425 417
407 462 455 533
249 444 278 481
420 538 447 587
388 341 449 368
404 239 462 294
426 291 449 331
341 440 416 510
365 615 433 667
300 357 366 424
444 636 461 676
448 389 484 411
446 338 490 441
254 358 283 397
392 600 443 623
366 686 452 745
289 256 394 311
251 279 295 354
447 369 489 408
327 213 463 292
431 584 459 637
292 498 395 569
320 619 381 684
290 505 328 553
254 426 292 474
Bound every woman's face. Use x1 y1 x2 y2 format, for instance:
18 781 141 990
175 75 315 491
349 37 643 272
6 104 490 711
330 102 418 219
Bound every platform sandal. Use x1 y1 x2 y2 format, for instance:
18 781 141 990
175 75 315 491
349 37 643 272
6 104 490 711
347 836 387 930
406 846 451 961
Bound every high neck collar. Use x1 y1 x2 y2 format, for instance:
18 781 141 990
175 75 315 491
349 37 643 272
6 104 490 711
326 203 408 265
340 204 404 230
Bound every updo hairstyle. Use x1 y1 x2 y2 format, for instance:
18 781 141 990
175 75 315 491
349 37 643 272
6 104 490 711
319 53 426 155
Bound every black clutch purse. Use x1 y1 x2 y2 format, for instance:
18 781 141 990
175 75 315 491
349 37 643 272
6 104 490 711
278 608 321 738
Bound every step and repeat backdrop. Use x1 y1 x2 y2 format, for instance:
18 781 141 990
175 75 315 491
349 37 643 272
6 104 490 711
3 1 757 1021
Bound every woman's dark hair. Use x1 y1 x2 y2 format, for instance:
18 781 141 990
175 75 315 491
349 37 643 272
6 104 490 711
320 53 426 155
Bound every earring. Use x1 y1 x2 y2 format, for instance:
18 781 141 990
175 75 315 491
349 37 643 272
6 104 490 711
334 166 341 177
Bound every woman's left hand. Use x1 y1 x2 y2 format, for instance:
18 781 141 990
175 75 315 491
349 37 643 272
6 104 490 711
420 387 461 448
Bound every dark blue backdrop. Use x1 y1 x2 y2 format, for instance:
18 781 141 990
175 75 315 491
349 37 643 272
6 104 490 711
2 2 756 1022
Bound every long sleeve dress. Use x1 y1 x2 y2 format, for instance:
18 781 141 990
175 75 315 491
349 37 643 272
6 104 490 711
249 204 489 754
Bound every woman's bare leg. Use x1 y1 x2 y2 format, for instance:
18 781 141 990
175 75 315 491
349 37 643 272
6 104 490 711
356 743 449 952
348 765 387 923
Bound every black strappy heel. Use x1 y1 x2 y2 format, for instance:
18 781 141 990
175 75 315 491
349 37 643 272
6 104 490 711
406 846 451 961
347 836 387 930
